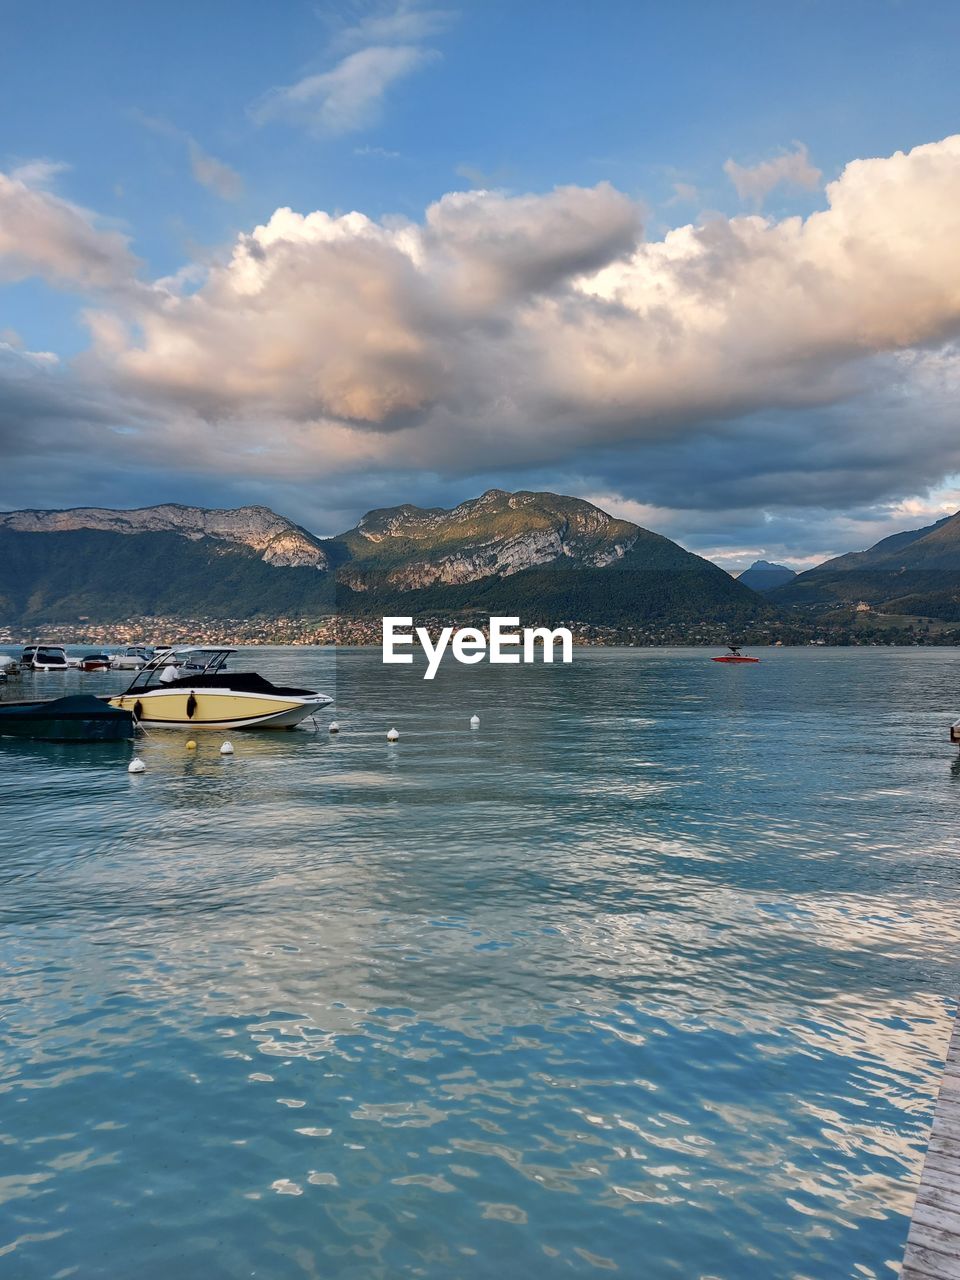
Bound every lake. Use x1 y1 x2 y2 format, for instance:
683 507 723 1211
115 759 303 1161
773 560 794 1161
1 646 958 1279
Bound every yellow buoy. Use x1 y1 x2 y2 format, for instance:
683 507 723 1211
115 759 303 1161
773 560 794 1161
186 740 197 750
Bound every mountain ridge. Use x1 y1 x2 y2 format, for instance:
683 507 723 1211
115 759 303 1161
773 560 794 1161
0 503 329 570
0 490 768 629
772 508 960 619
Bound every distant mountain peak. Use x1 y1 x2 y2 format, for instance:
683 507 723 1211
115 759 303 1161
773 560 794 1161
0 503 329 569
737 560 797 593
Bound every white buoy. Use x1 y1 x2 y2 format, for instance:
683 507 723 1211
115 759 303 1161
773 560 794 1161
220 741 234 755
128 757 146 774
387 727 400 742
470 714 480 727
328 721 340 734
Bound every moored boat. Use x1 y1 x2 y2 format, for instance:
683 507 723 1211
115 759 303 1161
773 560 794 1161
110 646 154 670
79 654 112 672
21 645 71 672
108 648 333 730
0 695 135 742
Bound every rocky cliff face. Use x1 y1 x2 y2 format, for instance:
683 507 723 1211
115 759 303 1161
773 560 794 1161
0 489 766 627
0 504 329 570
339 490 640 589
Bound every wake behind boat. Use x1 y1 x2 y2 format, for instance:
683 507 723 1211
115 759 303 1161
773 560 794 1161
108 648 333 730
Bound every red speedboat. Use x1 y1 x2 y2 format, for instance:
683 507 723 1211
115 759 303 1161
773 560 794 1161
79 653 112 672
712 646 759 664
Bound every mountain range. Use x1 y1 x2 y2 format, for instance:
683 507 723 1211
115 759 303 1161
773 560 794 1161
2 492 959 633
771 511 960 620
0 491 766 629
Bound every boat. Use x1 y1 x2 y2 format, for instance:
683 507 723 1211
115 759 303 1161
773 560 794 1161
0 653 18 675
79 654 112 672
21 645 71 672
0 694 134 742
711 645 760 664
108 648 334 730
110 646 154 670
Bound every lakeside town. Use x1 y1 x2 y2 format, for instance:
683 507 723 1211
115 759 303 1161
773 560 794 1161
3 611 959 651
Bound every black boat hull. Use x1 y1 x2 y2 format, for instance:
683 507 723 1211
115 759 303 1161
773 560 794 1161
0 695 135 743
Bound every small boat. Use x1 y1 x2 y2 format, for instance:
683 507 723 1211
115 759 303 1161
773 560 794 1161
0 694 134 742
0 653 18 675
108 648 334 730
712 645 760 664
110 646 154 670
21 645 71 672
79 654 112 672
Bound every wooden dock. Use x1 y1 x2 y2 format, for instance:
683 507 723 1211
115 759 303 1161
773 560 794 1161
903 1013 960 1278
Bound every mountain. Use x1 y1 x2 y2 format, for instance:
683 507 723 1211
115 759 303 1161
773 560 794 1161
0 504 329 568
772 510 960 619
322 490 767 627
737 560 797 593
0 491 769 629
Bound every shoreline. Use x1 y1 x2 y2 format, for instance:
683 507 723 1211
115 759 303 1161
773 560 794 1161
3 621 960 649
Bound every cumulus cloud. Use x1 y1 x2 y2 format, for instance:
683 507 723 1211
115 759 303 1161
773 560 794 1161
724 142 821 205
81 135 960 461
252 44 438 135
6 135 960 563
0 168 138 289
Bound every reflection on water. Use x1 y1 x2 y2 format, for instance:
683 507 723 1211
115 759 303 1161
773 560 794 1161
1 646 958 1279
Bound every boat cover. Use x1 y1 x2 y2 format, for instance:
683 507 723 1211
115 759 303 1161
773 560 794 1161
0 695 130 721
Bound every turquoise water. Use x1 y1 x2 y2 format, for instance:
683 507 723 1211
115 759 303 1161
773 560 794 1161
1 646 959 1279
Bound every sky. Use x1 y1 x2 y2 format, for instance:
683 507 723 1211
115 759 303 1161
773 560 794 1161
2 0 960 570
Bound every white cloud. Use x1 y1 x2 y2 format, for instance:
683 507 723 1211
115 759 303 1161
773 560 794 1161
136 114 243 201
253 44 438 135
724 142 821 205
333 2 451 51
7 134 960 562
0 168 138 289
187 139 243 201
9 158 71 188
51 134 958 495
354 144 401 159
668 181 698 205
252 2 449 136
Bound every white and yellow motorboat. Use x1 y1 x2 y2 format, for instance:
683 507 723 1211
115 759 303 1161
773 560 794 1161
109 648 333 730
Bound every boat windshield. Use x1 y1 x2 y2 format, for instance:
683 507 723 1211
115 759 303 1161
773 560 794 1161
123 648 235 693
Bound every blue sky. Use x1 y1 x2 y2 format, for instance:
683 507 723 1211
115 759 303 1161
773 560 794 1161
3 0 960 566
